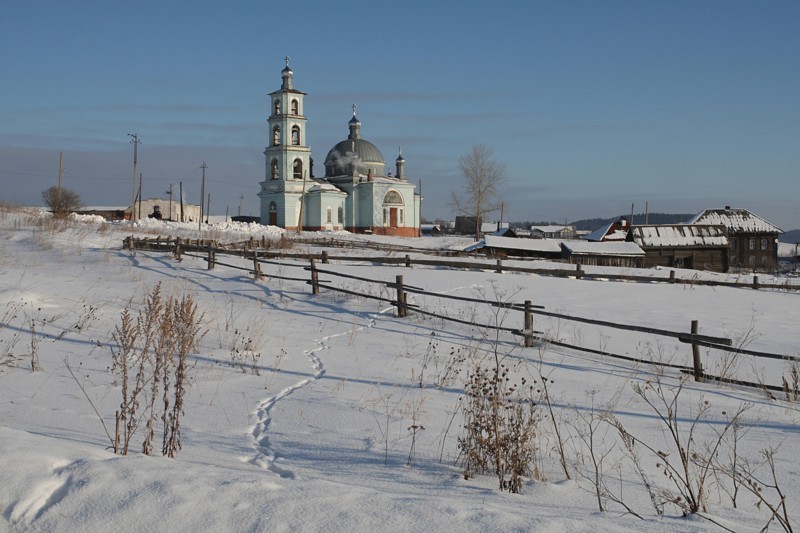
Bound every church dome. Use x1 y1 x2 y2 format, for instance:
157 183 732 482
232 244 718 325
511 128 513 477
324 110 386 177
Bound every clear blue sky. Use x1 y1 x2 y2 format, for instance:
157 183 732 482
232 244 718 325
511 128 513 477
1 1 798 229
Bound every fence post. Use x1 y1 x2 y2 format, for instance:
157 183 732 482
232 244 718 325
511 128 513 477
253 251 262 281
174 237 182 261
524 300 534 348
207 246 215 270
495 258 503 273
322 250 329 264
396 275 407 317
310 258 320 294
669 270 676 284
405 254 411 268
691 320 704 383
753 275 759 290
126 236 134 251
261 235 266 248
576 263 583 279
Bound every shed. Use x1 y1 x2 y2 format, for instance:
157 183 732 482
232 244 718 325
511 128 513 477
561 241 645 268
465 235 562 259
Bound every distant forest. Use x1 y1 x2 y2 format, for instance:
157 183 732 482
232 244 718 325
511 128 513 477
512 213 695 232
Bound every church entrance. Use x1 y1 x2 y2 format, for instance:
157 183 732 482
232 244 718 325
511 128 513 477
268 202 277 226
389 207 398 227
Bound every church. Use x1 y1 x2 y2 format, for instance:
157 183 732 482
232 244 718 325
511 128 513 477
258 60 421 237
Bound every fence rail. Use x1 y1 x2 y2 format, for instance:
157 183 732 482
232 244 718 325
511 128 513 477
125 236 799 396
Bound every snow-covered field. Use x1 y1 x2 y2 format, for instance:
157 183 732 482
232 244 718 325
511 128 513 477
1 207 799 532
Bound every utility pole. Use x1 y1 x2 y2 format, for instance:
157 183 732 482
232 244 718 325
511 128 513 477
179 182 184 222
138 172 143 219
58 152 63 207
166 184 173 221
127 134 140 220
199 161 207 231
206 193 211 224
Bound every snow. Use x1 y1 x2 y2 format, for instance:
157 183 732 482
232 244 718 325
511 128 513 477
2 205 800 532
465 235 562 253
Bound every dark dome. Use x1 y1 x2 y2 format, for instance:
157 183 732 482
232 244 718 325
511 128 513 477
324 138 385 177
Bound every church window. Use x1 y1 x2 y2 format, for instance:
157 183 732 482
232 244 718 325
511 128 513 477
291 99 299 114
291 125 301 145
337 206 343 224
399 209 404 225
271 159 279 180
383 190 403 205
272 126 281 145
269 201 277 213
274 99 281 116
326 207 332 224
293 159 303 180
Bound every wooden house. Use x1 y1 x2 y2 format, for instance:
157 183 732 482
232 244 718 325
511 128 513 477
688 207 783 271
628 224 729 272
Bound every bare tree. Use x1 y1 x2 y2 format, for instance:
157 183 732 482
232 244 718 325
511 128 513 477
42 186 81 217
451 145 506 238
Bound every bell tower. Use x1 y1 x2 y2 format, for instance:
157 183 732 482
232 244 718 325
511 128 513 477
259 57 311 228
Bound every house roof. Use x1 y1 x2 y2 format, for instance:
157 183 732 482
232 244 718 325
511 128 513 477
561 241 645 256
531 225 572 233
630 224 728 248
688 208 783 234
464 235 561 253
584 221 628 242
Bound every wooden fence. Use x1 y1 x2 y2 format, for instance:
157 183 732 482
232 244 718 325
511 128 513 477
125 236 800 396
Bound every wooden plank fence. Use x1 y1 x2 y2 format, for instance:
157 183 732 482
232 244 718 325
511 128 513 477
124 236 800 395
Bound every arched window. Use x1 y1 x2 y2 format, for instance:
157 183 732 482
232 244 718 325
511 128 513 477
274 99 281 116
326 207 332 224
383 190 404 205
337 206 343 224
271 158 279 180
269 201 277 213
293 159 303 180
291 125 300 145
272 126 281 145
291 99 299 114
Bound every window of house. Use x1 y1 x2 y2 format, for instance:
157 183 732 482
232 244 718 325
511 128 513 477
326 207 332 224
749 256 756 266
749 238 756 250
761 256 769 266
291 126 300 145
761 238 768 251
291 99 299 114
337 206 343 224
730 240 737 251
730 256 737 266
271 159 279 180
293 159 302 180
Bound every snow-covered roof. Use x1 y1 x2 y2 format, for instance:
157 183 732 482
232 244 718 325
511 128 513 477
561 241 644 256
688 208 783 234
306 182 346 194
584 222 628 242
465 235 561 253
531 225 572 233
630 225 728 248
